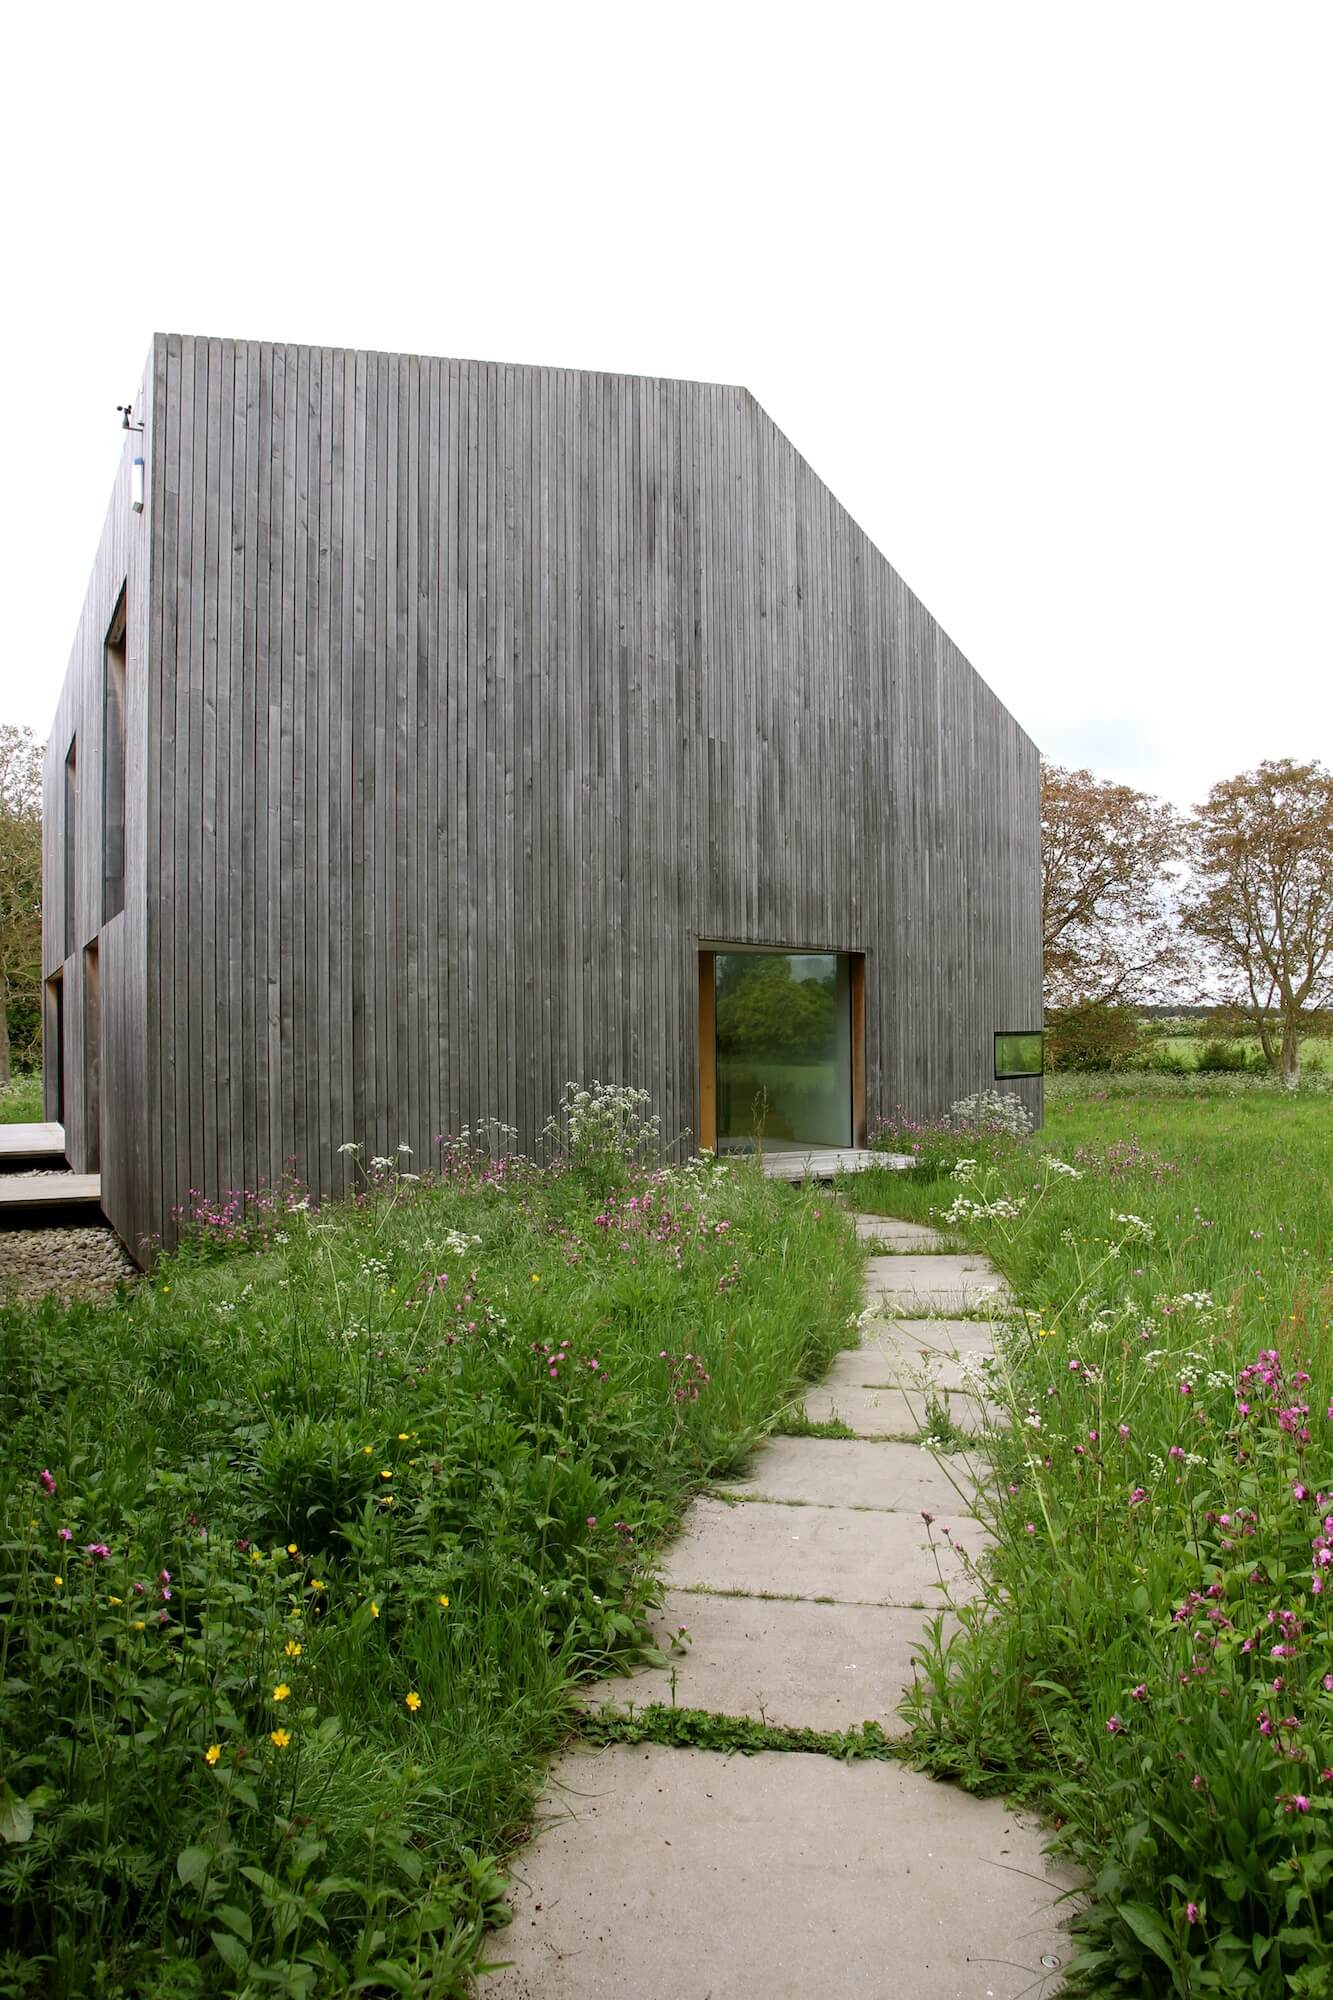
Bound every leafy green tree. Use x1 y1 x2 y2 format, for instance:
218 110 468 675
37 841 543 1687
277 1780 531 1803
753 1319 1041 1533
1183 758 1333 1088
0 724 44 1089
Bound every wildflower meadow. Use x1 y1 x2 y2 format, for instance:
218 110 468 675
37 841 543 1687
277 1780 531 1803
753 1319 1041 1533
858 1073 1333 1996
0 1115 861 1997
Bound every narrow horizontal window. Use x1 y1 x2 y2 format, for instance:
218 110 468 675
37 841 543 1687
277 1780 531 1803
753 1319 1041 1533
995 1030 1043 1079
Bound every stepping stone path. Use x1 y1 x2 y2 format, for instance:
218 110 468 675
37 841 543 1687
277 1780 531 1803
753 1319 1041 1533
482 1213 1072 1999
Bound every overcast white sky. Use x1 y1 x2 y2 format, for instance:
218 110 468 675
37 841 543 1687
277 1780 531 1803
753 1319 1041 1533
3 2 1329 812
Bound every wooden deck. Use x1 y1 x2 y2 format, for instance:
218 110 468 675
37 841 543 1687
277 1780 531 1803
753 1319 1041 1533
0 1122 67 1167
0 1172 102 1210
758 1148 911 1183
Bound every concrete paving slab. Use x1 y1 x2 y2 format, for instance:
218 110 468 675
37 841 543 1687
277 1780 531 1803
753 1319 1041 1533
801 1382 921 1434
663 1497 984 1605
840 1327 1000 1396
726 1436 984 1514
867 1252 1012 1315
483 1744 1073 2000
852 1213 949 1251
587 1589 945 1730
803 1372 989 1440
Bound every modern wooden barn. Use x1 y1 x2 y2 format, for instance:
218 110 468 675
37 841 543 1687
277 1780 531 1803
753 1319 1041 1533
44 333 1042 1259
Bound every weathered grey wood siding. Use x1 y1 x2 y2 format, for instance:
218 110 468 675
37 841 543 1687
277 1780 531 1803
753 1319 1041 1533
42 356 154 1249
51 334 1040 1255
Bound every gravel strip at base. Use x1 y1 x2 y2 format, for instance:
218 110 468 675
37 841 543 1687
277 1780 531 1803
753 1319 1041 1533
1 1226 140 1302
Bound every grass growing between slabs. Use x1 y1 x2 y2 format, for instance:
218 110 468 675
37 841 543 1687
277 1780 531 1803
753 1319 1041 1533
845 1077 1333 1997
0 1145 862 1999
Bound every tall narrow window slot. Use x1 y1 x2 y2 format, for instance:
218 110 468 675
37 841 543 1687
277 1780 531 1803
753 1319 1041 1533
103 587 127 922
63 737 77 961
83 944 101 1172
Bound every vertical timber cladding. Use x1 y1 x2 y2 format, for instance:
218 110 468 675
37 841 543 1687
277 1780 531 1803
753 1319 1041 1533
144 335 1041 1244
41 357 154 1251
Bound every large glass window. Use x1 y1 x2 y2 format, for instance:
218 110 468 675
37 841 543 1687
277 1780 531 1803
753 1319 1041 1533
714 950 853 1150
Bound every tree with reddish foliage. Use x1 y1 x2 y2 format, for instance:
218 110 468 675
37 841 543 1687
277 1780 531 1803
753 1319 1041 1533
1041 762 1189 1006
1182 758 1333 1088
0 724 44 1090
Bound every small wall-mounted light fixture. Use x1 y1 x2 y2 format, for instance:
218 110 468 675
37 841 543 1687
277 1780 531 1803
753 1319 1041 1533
117 404 146 512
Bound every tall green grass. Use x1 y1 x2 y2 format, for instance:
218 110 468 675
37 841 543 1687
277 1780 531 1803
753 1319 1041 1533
0 1070 43 1124
0 1151 862 1998
848 1080 1333 1996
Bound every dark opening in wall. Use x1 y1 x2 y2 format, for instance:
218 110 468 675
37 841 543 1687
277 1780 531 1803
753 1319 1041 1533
103 586 127 922
48 974 65 1124
63 737 77 961
83 943 101 1171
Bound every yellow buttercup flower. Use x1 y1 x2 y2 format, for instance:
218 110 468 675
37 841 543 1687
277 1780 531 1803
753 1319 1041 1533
405 1691 422 1713
133 1619 146 1631
310 1580 326 1592
250 1548 263 1563
363 1445 373 1456
285 1640 302 1658
530 1273 541 1284
205 1744 222 1765
270 1728 291 1748
398 1433 410 1441
272 1684 291 1702
370 1601 380 1619
287 1543 299 1555
108 1595 123 1606
53 1576 62 1588
438 1594 450 1609
380 1469 393 1480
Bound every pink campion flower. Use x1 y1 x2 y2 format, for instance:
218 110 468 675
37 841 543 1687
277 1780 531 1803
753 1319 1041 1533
585 1518 597 1530
1118 1424 1130 1441
1186 1902 1199 1925
58 1527 73 1543
1190 1774 1206 1791
1284 1794 1312 1813
1294 1483 1309 1501
1106 1715 1124 1735
1129 1487 1147 1505
85 1542 111 1560
1130 1684 1148 1701
39 1469 56 1496
1258 1712 1274 1737
1025 1523 1036 1535
1179 1381 1193 1396
1323 1675 1333 1692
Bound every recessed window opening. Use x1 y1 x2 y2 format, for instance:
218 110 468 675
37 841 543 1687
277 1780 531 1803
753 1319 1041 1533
48 974 65 1125
103 586 127 922
699 945 864 1152
83 943 101 1172
995 1030 1043 1079
63 737 77 961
